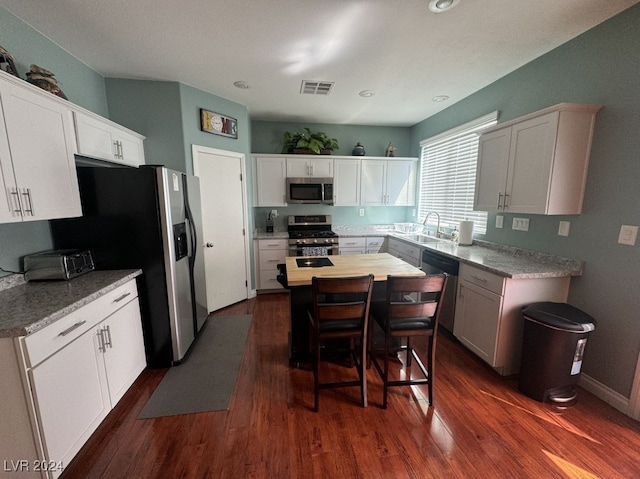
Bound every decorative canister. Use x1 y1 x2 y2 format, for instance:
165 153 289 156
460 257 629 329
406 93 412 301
352 142 365 156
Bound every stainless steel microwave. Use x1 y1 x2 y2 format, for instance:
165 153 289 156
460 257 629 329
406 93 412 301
286 177 334 205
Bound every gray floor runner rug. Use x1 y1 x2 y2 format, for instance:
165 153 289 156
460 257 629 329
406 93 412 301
138 315 252 418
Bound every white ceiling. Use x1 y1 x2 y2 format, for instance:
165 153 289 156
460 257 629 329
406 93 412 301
1 0 638 126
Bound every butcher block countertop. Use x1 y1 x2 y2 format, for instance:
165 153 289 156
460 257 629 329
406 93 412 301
285 253 425 287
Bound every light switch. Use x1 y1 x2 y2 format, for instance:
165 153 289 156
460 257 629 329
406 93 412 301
495 215 504 229
558 221 570 237
359 208 365 217
618 225 638 246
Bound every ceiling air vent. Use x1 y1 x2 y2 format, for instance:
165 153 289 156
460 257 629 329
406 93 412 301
300 81 334 95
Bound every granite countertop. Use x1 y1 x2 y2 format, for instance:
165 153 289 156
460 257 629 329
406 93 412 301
254 224 583 279
253 228 289 240
416 239 583 279
0 269 142 338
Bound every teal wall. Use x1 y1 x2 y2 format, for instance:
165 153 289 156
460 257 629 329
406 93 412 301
252 121 411 157
0 9 108 116
411 5 640 398
178 83 251 176
0 7 108 275
105 79 185 172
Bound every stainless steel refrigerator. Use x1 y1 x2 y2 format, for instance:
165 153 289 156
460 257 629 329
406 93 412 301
50 164 208 367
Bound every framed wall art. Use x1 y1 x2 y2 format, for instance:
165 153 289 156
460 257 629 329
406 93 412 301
200 108 238 139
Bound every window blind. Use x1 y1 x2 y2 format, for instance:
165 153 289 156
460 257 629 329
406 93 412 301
418 112 498 235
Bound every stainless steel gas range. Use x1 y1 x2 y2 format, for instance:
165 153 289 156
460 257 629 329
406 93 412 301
287 215 338 256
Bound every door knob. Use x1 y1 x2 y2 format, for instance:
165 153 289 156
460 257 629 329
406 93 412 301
206 242 214 248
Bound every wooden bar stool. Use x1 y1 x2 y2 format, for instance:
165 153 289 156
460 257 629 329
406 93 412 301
307 274 374 412
369 274 447 408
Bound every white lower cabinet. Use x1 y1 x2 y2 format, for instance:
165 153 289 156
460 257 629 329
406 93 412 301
255 239 288 291
338 237 366 255
453 264 570 376
0 279 145 479
387 237 421 266
365 236 385 254
28 325 110 476
338 236 385 255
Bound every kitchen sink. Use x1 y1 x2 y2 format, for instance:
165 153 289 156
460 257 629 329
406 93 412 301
404 234 445 244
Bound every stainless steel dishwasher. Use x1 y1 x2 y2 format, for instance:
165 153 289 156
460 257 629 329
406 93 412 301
421 249 459 333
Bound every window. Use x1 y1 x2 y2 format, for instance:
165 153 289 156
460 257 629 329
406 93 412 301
418 112 497 235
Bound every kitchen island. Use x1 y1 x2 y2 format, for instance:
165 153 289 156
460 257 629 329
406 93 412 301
283 253 425 366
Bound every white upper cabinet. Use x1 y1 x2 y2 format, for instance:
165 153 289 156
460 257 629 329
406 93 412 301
333 158 361 206
286 156 333 177
75 111 145 167
253 154 417 207
254 155 288 206
474 103 601 215
0 74 81 223
360 158 416 206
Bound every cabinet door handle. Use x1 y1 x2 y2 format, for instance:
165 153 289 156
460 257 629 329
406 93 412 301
21 189 34 215
503 193 509 208
113 140 123 159
113 292 131 303
103 325 113 349
470 274 488 283
10 188 22 214
59 320 87 337
97 328 106 352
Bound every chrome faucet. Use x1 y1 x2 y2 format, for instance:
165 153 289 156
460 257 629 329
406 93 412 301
423 212 441 238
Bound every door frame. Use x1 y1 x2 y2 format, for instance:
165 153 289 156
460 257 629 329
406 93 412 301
192 145 253 308
630 352 640 420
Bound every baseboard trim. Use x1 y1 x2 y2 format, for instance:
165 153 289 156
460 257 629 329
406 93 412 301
579 373 630 416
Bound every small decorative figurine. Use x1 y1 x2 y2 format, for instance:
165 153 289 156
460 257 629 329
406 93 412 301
26 64 67 99
0 45 19 77
385 142 396 157
352 142 365 156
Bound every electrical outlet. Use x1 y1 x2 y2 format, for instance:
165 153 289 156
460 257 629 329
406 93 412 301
359 208 365 217
512 217 530 231
618 225 638 246
558 221 570 237
270 209 278 218
495 215 504 229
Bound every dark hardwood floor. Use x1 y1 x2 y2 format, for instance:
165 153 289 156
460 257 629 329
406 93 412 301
61 293 640 478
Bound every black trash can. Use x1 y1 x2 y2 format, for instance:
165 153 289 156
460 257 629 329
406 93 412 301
519 302 596 403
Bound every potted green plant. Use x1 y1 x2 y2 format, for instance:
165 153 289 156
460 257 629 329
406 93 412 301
281 128 339 154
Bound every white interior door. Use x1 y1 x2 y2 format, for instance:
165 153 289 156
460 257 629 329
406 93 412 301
193 146 250 311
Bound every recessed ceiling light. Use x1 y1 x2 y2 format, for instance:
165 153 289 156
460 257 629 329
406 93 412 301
359 90 375 97
233 81 251 89
428 0 460 13
432 95 450 102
